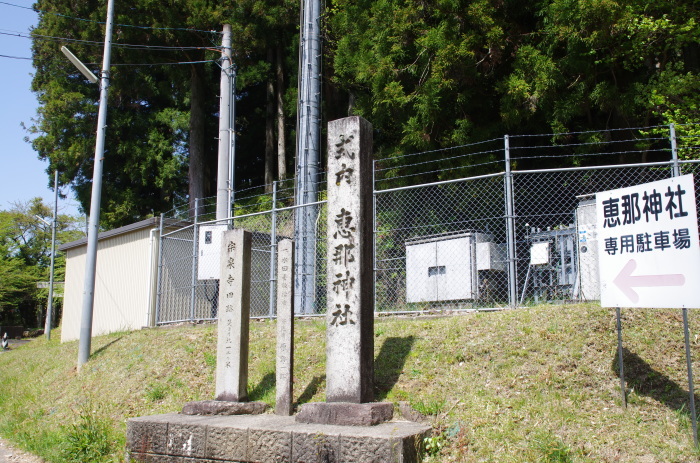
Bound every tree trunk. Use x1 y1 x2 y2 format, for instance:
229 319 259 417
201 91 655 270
264 47 276 193
188 63 207 218
276 44 287 182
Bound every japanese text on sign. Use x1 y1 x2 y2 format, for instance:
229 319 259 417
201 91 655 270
597 174 700 308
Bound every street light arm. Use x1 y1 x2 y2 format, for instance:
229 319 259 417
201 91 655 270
60 46 99 84
34 215 51 227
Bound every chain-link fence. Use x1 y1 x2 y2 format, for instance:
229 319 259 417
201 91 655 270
155 123 700 324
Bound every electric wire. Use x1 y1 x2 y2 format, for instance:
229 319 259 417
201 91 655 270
0 0 222 34
0 53 31 59
508 124 669 139
375 147 502 173
509 136 669 151
513 148 671 162
0 29 219 51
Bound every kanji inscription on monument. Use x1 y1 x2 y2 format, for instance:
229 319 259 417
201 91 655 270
275 239 294 415
326 116 374 403
216 228 252 402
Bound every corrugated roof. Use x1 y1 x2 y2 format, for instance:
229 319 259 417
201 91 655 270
58 217 189 251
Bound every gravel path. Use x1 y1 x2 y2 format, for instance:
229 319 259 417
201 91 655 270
0 439 43 463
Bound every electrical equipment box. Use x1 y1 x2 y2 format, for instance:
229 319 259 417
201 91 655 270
198 224 229 280
575 194 600 300
530 242 550 265
405 232 506 303
524 226 577 302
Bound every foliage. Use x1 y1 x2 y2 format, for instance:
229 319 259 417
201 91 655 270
29 0 299 228
328 0 700 180
61 406 118 463
0 198 83 327
28 0 700 229
530 431 574 463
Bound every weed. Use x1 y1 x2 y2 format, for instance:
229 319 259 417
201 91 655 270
61 408 117 463
424 433 445 456
145 382 168 402
204 351 216 368
530 432 572 463
411 399 446 416
675 405 691 430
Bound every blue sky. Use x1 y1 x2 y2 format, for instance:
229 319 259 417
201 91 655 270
0 0 81 217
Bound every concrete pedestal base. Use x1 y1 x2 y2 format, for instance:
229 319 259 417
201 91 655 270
295 402 394 426
127 413 430 463
182 401 268 416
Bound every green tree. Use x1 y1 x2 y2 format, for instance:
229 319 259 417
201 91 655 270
0 198 82 327
29 0 300 227
500 0 700 134
329 0 700 172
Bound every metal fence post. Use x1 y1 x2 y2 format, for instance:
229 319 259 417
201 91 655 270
155 213 165 325
670 123 680 177
373 160 377 313
504 135 518 307
268 182 278 318
190 198 199 322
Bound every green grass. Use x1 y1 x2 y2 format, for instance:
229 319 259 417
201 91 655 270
1 305 700 462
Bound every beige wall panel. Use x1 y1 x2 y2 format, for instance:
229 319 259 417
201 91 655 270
61 228 155 342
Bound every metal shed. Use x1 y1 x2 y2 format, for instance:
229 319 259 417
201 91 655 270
58 217 178 343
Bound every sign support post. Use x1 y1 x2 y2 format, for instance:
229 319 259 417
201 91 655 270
683 307 698 447
616 307 626 408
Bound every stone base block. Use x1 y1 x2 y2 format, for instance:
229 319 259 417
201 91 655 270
182 400 268 416
295 402 394 426
127 413 430 463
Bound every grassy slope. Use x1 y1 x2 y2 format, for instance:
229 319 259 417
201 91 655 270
1 305 699 462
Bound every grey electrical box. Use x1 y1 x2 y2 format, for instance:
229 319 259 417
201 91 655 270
405 232 506 303
575 194 600 300
198 224 229 280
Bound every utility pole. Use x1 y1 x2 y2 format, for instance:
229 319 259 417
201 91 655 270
45 170 59 340
77 0 115 369
216 24 233 221
294 0 322 314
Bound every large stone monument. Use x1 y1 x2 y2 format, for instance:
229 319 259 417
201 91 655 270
296 116 393 425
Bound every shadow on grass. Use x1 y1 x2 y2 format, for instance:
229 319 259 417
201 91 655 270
248 372 275 402
374 336 416 401
91 336 124 358
613 348 697 411
295 375 325 409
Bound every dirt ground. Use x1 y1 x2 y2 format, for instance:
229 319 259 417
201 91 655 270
0 438 43 463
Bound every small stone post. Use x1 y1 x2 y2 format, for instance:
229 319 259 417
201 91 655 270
181 228 267 415
216 228 251 402
275 239 294 415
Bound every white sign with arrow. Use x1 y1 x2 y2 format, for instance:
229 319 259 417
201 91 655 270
597 174 700 308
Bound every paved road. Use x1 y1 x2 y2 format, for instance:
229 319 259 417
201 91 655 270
0 439 43 463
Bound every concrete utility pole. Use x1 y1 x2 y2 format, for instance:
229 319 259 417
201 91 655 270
216 24 233 221
294 0 322 314
45 170 59 340
77 0 116 369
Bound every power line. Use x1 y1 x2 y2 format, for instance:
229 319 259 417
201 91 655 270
0 53 31 59
108 59 216 66
0 0 221 34
0 29 218 51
